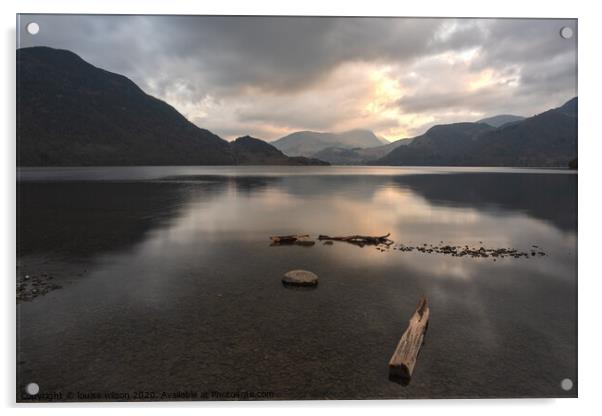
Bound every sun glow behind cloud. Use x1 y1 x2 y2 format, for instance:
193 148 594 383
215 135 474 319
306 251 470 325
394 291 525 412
155 46 554 141
365 67 404 115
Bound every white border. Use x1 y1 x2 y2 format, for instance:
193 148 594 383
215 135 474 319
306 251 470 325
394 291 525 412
2 0 601 415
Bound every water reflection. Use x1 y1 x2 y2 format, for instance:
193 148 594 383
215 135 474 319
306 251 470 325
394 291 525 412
390 173 577 232
17 168 577 400
17 181 224 259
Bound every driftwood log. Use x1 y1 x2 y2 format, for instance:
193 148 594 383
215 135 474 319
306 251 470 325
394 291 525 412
270 234 315 246
317 233 393 247
388 297 430 383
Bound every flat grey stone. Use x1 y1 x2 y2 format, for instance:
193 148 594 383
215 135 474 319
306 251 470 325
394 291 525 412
282 269 318 286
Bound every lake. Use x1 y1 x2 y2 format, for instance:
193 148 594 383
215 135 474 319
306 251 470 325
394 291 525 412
16 166 577 400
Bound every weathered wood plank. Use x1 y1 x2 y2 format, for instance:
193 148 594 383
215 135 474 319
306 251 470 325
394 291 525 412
388 297 430 382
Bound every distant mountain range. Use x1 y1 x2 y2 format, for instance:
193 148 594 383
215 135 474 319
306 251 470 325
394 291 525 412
17 47 327 166
17 47 577 168
376 98 577 167
477 114 525 128
270 105 576 168
311 137 413 165
270 129 386 158
231 136 327 165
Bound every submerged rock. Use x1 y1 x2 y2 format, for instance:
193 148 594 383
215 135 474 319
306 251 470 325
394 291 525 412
282 270 318 287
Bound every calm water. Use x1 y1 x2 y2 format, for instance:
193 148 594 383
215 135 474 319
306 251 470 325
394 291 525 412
16 166 577 400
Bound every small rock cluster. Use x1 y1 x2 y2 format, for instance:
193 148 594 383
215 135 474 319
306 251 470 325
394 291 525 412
17 273 62 303
274 234 547 290
375 242 546 259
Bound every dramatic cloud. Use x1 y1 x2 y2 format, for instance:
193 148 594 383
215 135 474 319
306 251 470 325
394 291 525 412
18 15 577 141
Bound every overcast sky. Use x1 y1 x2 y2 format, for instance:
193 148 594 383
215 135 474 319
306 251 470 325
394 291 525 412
18 15 577 141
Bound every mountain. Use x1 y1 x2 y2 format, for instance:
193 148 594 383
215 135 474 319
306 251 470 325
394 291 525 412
231 136 328 165
312 138 413 165
17 47 327 166
478 114 525 128
271 129 385 157
356 137 413 160
17 47 231 166
558 96 578 115
467 98 577 166
376 98 577 167
376 123 494 166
